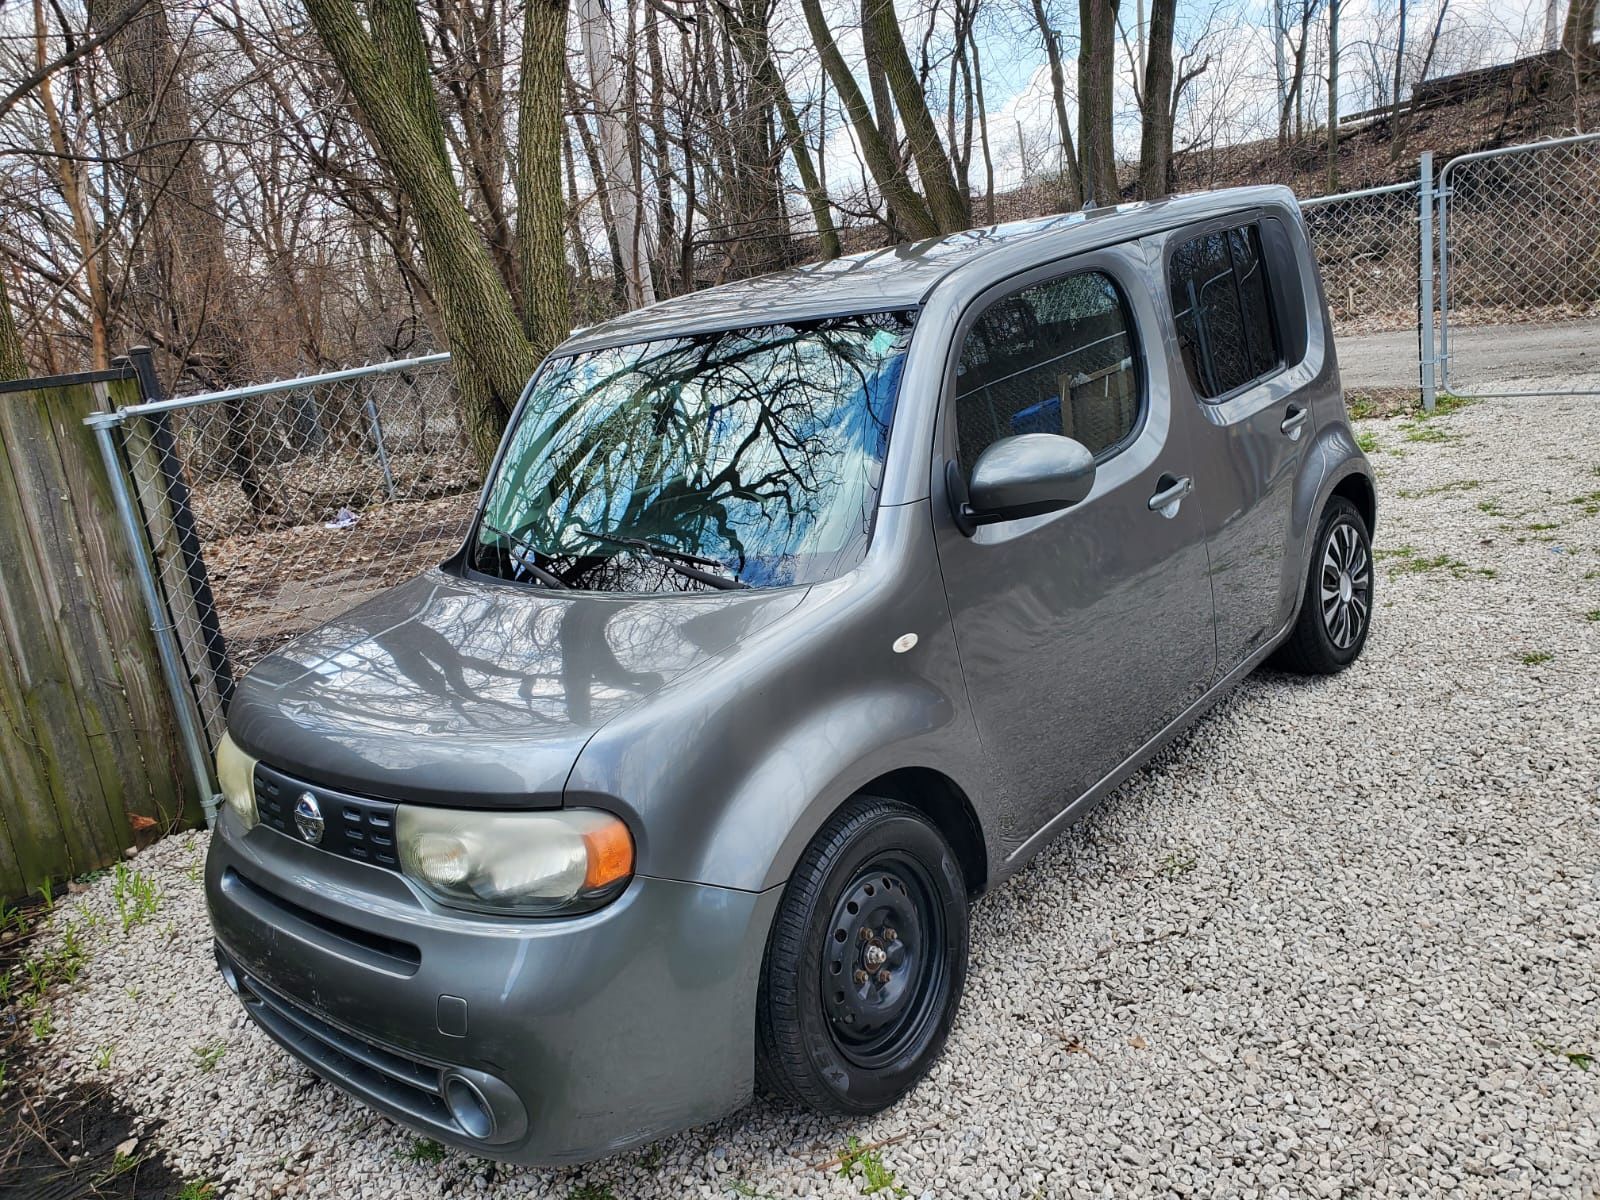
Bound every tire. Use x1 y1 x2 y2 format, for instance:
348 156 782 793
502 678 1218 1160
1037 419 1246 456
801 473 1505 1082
1272 495 1374 674
755 796 969 1115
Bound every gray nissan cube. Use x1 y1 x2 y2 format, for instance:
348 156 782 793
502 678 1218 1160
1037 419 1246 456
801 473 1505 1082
206 186 1376 1164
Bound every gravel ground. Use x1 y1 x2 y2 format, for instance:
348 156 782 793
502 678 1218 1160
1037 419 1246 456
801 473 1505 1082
29 392 1600 1199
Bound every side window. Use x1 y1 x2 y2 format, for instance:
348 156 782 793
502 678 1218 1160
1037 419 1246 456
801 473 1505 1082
953 270 1141 475
1169 223 1282 400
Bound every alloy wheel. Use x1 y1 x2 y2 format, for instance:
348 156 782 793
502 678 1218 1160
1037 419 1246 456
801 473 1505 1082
1319 518 1370 651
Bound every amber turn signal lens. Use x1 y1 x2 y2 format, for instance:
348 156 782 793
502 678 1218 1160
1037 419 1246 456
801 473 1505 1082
582 818 634 890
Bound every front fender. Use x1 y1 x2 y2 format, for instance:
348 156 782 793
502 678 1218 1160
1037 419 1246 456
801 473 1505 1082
563 500 988 893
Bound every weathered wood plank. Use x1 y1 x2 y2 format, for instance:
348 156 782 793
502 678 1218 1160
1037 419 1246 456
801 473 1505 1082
0 377 202 899
0 398 122 877
51 380 194 828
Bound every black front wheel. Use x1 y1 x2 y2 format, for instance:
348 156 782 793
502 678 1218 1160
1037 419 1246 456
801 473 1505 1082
756 796 969 1115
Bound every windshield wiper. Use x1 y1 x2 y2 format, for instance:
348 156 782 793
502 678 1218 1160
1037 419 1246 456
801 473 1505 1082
478 520 570 589
576 527 750 591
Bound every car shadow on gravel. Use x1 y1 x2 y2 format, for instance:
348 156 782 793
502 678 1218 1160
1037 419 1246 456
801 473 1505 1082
0 902 191 1200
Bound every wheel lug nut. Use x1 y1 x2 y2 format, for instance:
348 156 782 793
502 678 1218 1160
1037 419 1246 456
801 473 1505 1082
876 969 891 985
859 927 872 941
854 969 867 985
884 927 897 942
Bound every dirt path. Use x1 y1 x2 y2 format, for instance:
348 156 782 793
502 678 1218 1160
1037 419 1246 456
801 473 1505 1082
1338 318 1600 391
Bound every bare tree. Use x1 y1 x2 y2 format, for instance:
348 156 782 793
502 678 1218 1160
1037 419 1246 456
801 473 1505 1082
1030 0 1085 201
1079 0 1121 204
302 0 544 472
1136 0 1177 197
0 267 26 380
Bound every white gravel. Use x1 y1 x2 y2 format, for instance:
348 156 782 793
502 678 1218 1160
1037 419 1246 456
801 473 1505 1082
32 392 1600 1198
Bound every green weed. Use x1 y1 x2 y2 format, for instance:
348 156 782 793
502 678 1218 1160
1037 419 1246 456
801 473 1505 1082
1585 610 1599 622
31 1011 53 1040
838 1136 907 1197
1380 545 1495 579
1355 431 1380 454
113 863 161 933
1570 491 1600 517
568 1185 618 1200
405 1137 447 1165
1520 651 1554 666
193 1042 226 1073
96 1043 116 1070
172 1182 216 1200
1401 421 1454 444
1159 850 1198 879
1397 479 1479 499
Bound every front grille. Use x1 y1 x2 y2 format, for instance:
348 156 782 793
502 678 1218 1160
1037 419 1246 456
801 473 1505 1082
255 762 400 870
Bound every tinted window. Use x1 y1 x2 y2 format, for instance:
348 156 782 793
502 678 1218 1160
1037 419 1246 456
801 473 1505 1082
954 271 1140 474
1170 223 1282 399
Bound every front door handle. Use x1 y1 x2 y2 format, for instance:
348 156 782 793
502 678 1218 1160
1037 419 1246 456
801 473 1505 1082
1147 473 1193 515
1280 404 1308 437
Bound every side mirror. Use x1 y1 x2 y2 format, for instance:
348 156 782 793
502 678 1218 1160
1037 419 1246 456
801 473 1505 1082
951 433 1097 533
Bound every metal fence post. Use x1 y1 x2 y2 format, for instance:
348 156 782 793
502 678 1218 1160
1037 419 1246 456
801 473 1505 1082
127 346 236 712
85 410 221 825
365 396 398 500
1418 152 1437 414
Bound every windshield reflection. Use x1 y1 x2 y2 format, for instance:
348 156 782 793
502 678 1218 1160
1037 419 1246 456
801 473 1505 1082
472 311 916 592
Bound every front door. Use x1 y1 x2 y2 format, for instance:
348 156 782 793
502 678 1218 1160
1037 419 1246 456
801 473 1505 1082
1166 217 1310 670
932 253 1217 856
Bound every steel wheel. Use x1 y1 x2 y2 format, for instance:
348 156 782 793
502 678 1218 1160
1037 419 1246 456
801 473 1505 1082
1319 517 1371 651
821 857 945 1070
756 796 969 1116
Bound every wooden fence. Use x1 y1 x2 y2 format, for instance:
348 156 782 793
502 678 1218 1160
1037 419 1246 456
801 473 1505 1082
0 370 199 902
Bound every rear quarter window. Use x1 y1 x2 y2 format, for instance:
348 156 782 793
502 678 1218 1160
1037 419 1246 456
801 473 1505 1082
1169 222 1284 400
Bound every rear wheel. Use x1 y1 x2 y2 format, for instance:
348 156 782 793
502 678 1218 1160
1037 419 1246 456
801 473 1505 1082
1272 495 1373 674
755 796 968 1115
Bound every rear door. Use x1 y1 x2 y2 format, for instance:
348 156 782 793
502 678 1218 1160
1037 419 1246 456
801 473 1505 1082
1164 216 1311 672
931 248 1217 853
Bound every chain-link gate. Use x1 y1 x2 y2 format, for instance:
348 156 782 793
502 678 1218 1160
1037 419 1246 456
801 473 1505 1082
1437 131 1600 398
85 350 475 798
1300 181 1422 336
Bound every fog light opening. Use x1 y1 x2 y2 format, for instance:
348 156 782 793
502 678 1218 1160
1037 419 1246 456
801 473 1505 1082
443 1074 495 1141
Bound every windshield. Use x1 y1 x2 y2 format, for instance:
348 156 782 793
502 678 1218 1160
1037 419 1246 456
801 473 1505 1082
470 311 915 592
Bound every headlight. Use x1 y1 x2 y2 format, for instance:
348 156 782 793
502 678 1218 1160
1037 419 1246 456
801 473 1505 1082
397 807 633 915
216 733 258 829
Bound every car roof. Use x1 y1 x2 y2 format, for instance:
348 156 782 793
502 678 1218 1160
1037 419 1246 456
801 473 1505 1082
554 185 1298 355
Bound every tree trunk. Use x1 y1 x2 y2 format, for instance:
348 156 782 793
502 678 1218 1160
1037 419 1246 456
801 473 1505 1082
0 268 26 381
1137 0 1177 198
87 0 286 513
797 0 939 238
770 72 842 259
576 0 656 306
972 33 997 223
1327 0 1341 191
860 0 969 232
1029 0 1084 203
1387 0 1408 163
516 0 572 357
724 0 793 275
1564 0 1597 61
1078 0 1120 205
304 0 534 474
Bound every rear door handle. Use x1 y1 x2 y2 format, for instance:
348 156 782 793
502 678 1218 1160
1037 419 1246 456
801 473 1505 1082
1280 404 1308 437
1148 474 1193 514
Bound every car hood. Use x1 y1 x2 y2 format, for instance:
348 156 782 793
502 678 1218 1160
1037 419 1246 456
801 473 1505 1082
228 569 809 806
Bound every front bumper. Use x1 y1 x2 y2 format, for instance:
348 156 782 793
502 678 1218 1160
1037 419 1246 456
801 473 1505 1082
205 805 781 1165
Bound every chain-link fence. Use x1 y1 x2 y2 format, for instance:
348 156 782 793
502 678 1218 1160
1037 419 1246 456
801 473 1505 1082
1438 132 1600 397
1300 181 1422 335
90 350 474 750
